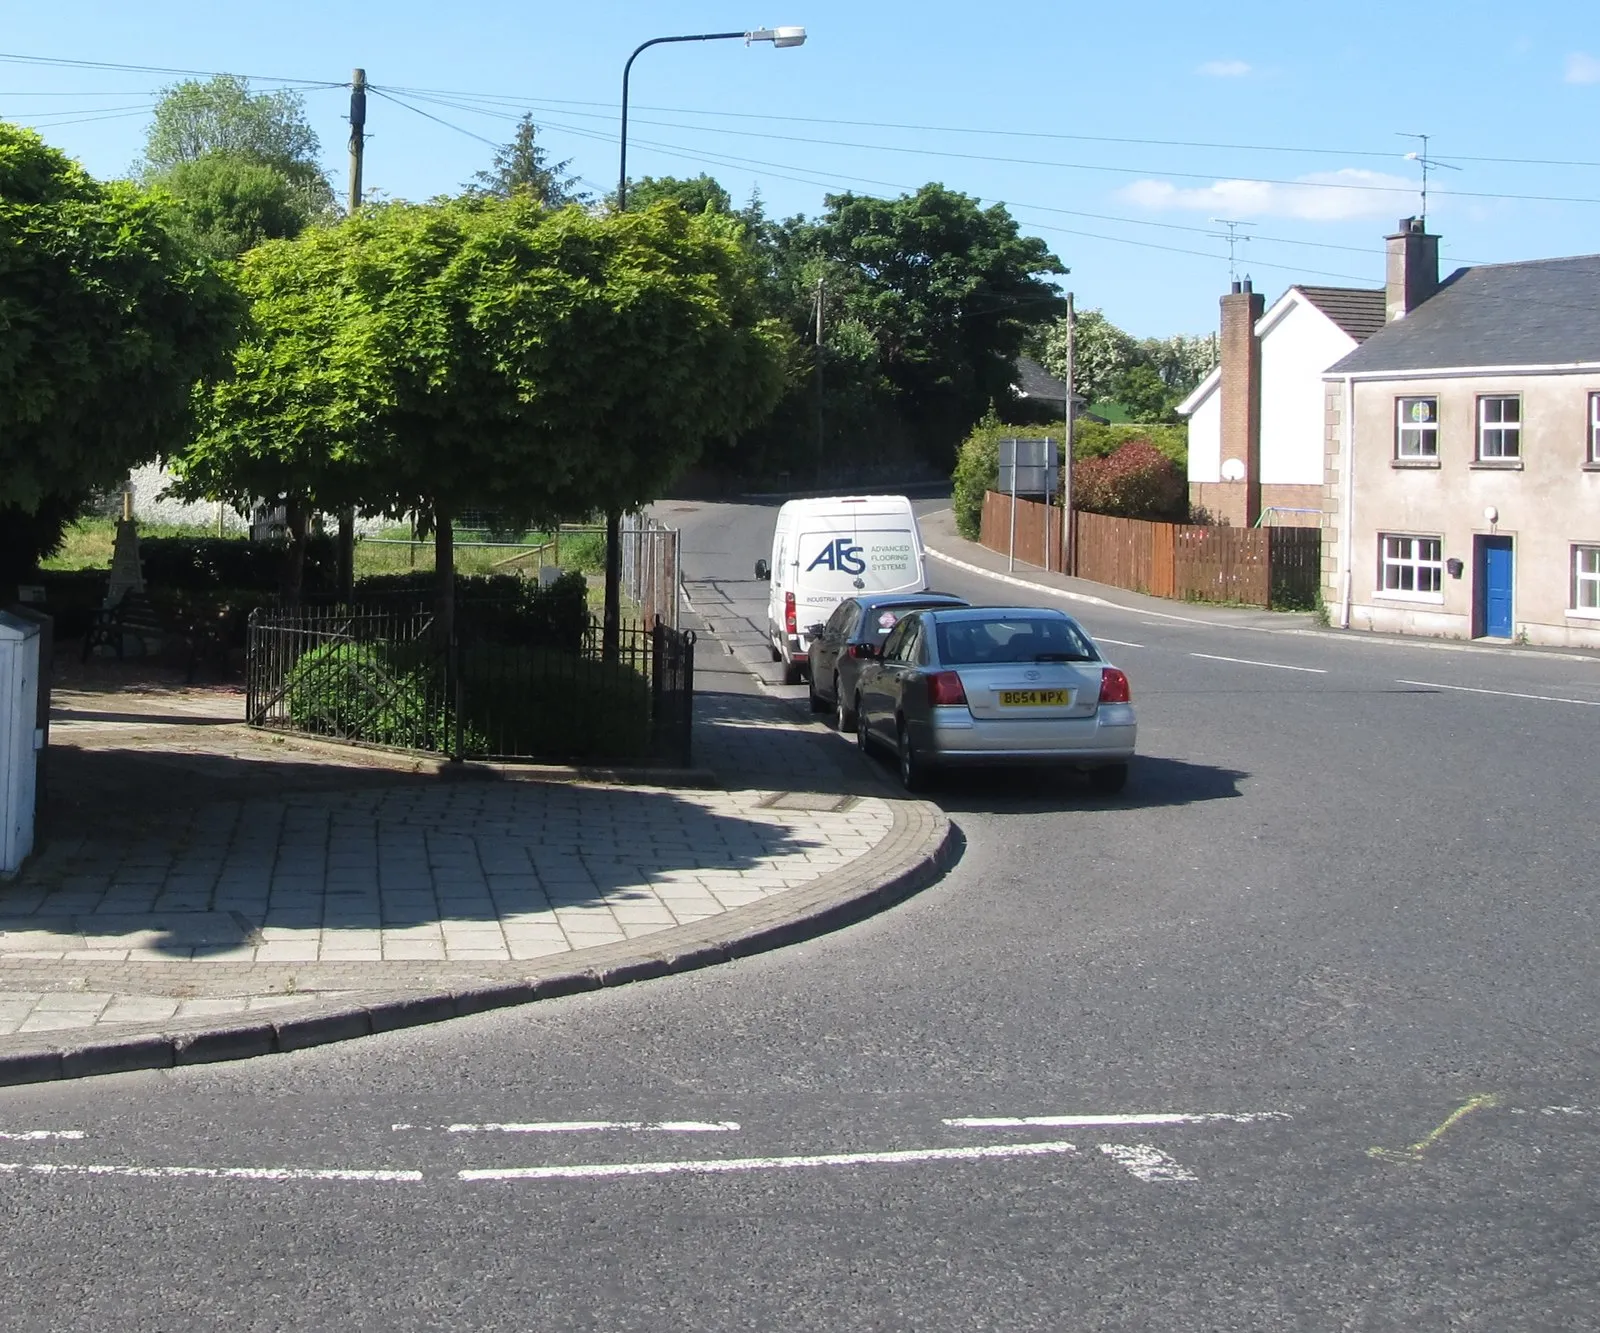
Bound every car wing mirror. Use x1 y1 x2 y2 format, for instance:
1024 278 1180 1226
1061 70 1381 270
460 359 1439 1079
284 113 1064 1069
754 559 770 580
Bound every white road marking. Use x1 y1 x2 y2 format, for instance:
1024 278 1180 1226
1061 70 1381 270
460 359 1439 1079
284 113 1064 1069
944 1112 1289 1129
0 1130 85 1141
1191 652 1327 674
1098 1144 1198 1183
1095 637 1145 649
0 1163 420 1182
460 1139 1080 1182
1397 679 1600 707
391 1120 740 1135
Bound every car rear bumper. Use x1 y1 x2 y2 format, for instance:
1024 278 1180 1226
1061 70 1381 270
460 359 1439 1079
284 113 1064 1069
913 706 1136 766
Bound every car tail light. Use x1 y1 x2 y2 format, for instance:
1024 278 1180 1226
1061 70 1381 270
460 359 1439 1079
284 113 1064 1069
785 591 797 635
849 642 875 659
1098 667 1132 704
927 671 968 707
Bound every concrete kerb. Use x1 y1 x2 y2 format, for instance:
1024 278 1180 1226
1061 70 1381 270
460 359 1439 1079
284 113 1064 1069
0 801 959 1089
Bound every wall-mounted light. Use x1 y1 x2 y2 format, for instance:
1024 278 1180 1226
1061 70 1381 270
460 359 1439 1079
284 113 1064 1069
1446 557 1464 579
1483 505 1498 528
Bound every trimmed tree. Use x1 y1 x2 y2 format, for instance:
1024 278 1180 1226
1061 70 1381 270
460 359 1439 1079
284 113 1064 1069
0 123 241 587
175 196 790 645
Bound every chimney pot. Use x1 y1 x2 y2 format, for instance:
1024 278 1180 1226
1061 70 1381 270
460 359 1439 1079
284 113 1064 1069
1230 280 1242 294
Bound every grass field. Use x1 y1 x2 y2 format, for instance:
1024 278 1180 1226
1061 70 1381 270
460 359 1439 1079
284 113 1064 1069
42 519 610 579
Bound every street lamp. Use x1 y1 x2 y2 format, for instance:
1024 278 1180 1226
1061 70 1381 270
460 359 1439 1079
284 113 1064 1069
617 27 807 210
602 25 806 660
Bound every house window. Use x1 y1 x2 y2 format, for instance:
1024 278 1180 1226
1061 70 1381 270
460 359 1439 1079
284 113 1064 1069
1574 546 1600 615
1395 397 1438 459
1477 395 1521 460
1379 534 1444 599
1589 393 1600 465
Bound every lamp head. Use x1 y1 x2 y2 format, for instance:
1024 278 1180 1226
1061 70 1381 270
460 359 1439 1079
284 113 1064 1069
747 25 807 47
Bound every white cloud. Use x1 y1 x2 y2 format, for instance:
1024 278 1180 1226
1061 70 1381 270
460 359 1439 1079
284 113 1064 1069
1565 51 1600 84
1198 59 1251 78
1117 168 1416 223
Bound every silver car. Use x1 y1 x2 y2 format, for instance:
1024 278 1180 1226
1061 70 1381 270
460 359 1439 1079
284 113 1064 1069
853 606 1136 793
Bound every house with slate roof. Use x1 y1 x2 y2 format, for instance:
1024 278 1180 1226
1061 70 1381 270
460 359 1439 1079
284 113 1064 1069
1179 278 1386 528
1322 220 1600 647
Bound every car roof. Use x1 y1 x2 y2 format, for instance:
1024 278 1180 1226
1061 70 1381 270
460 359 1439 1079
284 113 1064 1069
853 592 967 609
917 605 1075 623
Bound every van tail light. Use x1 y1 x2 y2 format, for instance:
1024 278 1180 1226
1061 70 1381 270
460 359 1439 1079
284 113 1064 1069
784 591 797 636
927 671 968 708
1098 667 1132 704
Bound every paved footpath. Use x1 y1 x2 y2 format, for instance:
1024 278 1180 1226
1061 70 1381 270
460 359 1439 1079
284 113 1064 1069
0 665 951 1081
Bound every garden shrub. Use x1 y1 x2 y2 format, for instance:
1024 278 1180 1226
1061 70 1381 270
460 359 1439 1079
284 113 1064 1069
284 640 470 753
139 534 337 594
1072 439 1188 521
950 417 1188 538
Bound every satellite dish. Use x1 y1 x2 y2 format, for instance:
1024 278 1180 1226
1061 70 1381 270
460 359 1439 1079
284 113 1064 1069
1221 458 1246 482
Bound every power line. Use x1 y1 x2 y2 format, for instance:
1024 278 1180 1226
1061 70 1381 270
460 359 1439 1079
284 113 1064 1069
379 85 1600 210
380 80 1600 172
0 49 346 87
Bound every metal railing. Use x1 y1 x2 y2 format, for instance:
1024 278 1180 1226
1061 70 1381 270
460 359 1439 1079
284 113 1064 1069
246 599 696 766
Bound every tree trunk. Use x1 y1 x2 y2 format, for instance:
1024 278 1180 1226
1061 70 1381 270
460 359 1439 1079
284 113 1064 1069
434 506 455 649
602 508 621 664
279 500 309 606
337 507 355 603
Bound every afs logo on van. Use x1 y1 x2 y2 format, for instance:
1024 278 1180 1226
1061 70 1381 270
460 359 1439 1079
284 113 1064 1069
806 538 866 575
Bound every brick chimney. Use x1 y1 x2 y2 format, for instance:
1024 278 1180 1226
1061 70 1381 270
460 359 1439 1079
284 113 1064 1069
1385 217 1439 322
1219 277 1265 527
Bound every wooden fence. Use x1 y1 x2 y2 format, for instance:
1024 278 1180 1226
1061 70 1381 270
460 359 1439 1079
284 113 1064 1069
979 492 1321 610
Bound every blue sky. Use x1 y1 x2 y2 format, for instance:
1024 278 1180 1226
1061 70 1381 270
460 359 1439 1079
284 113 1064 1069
6 0 1600 337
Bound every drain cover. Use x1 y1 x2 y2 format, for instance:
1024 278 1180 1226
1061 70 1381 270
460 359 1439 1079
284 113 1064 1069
757 792 859 813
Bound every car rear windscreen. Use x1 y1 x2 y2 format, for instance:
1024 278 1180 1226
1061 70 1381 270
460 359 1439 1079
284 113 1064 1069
936 617 1097 664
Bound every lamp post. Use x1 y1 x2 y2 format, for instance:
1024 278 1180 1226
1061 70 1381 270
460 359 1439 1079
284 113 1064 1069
602 25 806 661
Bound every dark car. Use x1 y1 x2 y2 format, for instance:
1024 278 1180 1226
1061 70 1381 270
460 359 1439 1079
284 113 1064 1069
805 592 968 730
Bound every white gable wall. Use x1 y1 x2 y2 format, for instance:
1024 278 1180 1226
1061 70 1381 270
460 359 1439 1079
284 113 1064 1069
1258 297 1358 484
1185 381 1222 483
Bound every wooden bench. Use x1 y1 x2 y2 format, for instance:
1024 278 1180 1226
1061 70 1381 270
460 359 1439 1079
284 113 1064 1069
81 592 235 682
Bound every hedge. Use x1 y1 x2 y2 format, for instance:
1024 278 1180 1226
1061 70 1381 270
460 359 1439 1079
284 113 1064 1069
951 417 1189 539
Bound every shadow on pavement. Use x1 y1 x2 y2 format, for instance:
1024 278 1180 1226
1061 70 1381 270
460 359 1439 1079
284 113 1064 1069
855 750 1249 814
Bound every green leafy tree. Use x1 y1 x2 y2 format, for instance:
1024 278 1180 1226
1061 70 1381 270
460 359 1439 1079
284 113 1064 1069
469 114 588 206
612 173 732 215
797 184 1065 463
1040 308 1137 406
1137 333 1217 396
0 124 241 586
150 152 320 262
142 75 328 196
1111 362 1182 424
175 197 790 639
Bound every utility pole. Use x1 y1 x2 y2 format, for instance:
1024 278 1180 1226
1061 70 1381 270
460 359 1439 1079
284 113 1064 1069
1062 292 1076 576
814 276 825 462
337 68 366 603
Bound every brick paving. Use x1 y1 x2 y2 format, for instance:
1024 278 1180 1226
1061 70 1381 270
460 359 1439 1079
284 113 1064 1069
0 675 911 1045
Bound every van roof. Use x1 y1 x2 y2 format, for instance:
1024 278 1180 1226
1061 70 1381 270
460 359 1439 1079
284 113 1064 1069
777 494 915 517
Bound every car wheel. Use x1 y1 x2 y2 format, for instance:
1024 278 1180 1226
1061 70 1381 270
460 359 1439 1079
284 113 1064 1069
855 697 872 753
1087 762 1129 796
808 673 829 714
782 658 805 686
835 676 855 732
768 637 782 663
897 721 933 793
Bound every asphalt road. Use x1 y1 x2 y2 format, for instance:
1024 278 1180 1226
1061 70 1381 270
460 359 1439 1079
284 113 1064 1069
1 497 1597 1331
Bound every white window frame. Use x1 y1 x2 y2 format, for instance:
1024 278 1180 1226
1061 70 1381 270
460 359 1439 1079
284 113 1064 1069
1395 396 1439 460
1377 533 1445 603
1573 545 1600 618
1588 393 1600 466
1476 395 1521 460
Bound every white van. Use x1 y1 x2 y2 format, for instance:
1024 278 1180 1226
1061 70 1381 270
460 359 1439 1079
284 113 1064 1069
754 495 928 683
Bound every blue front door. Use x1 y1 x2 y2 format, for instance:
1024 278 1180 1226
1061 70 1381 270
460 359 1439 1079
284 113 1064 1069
1477 536 1514 638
